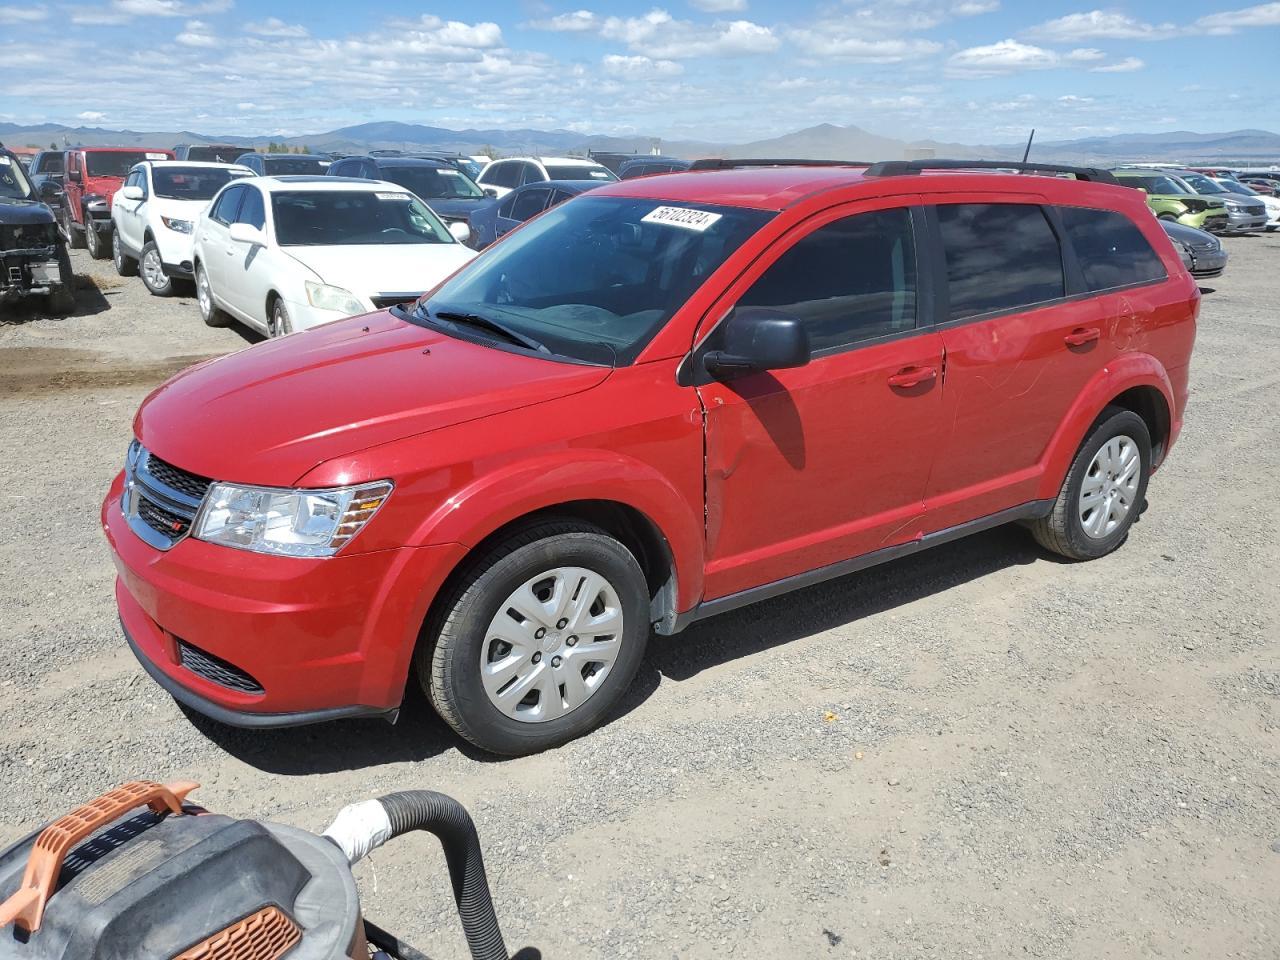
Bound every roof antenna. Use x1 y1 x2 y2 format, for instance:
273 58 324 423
1022 128 1036 163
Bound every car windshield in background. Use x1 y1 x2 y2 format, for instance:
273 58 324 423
1131 175 1191 195
1181 174 1229 195
458 160 485 180
424 196 772 365
0 154 35 201
1225 182 1260 196
381 165 485 200
271 190 454 246
262 157 327 175
35 153 64 173
542 165 616 182
153 166 249 200
86 152 154 177
185 147 239 163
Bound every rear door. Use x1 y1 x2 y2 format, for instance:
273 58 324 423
696 198 948 599
116 169 147 253
922 198 1119 529
222 185 271 324
200 183 246 296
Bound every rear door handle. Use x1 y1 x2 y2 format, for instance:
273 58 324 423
887 365 937 388
1064 327 1101 347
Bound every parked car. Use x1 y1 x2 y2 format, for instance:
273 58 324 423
105 159 1198 755
1239 177 1279 196
476 156 616 199
60 147 174 259
586 150 650 174
1204 176 1280 231
26 150 65 198
1110 168 1228 233
366 151 488 181
0 142 75 313
110 160 254 296
468 179 598 250
1185 167 1240 182
174 144 243 163
233 153 329 176
1236 169 1280 191
191 176 476 336
618 157 692 180
1160 220 1227 279
326 155 490 235
1173 170 1268 233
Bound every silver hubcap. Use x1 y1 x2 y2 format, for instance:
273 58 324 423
480 566 624 723
197 272 211 315
1079 435 1140 539
112 232 121 266
142 249 165 289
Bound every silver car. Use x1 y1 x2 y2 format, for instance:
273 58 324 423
1161 220 1227 279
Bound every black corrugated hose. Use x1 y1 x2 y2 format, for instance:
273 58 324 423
377 791 509 960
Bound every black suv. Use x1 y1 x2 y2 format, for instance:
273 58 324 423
326 155 493 230
0 143 75 314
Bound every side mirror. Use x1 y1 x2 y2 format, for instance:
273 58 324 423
38 181 61 200
448 221 471 244
703 308 811 379
483 187 498 199
121 185 144 201
68 168 82 183
228 222 264 245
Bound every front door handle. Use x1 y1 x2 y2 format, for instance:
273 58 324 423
1064 327 1101 347
887 365 937 388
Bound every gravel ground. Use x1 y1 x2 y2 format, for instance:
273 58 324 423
1 239 1277 959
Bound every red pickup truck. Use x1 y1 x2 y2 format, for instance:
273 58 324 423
59 147 173 259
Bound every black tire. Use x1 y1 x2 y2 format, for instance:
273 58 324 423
112 230 137 277
421 520 651 756
47 244 76 315
1029 407 1151 561
60 207 85 249
268 297 293 337
1157 213 1178 222
139 241 173 296
85 221 109 260
196 264 231 327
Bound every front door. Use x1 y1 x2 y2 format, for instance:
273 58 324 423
695 200 948 601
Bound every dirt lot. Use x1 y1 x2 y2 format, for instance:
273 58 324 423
1 239 1277 960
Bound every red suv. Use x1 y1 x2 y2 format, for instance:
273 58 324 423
103 160 1198 755
60 147 173 259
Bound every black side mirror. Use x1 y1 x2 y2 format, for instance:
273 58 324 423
483 187 499 199
703 308 811 379
39 181 61 200
68 168 81 183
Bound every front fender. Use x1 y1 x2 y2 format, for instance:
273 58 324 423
1036 352 1176 501
407 449 706 613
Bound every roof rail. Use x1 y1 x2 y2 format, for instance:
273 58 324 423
863 159 1119 185
689 158 874 171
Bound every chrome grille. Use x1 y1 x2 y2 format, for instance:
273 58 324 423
121 442 210 551
177 640 264 695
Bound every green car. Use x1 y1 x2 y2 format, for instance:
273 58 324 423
1111 169 1228 233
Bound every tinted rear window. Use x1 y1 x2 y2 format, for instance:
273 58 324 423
86 152 157 177
262 157 326 175
1059 206 1167 292
542 164 616 182
36 153 64 173
937 203 1065 320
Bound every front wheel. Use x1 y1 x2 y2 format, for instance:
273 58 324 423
268 297 293 337
421 521 651 755
139 241 173 296
85 222 109 260
1029 407 1151 561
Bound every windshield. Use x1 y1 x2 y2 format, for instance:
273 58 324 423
262 156 327 176
380 165 484 200
86 152 158 177
1180 173 1229 195
458 159 485 180
542 164 617 182
424 196 772 365
1223 181 1259 196
1126 174 1190 195
272 190 454 246
153 166 250 200
0 153 35 201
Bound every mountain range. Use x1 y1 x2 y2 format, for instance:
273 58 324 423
3 120 1279 164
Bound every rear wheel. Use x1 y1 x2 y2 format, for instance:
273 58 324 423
139 241 173 296
421 521 651 755
196 264 230 327
1029 407 1151 561
85 221 109 260
112 230 137 277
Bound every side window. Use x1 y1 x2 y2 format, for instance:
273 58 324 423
509 188 549 222
497 193 519 219
236 187 266 230
519 163 545 186
549 189 576 206
937 203 1065 320
1058 206 1168 291
68 153 79 176
209 185 245 225
328 159 349 177
736 206 918 354
484 162 519 189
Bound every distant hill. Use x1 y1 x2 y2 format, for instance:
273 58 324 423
3 119 1277 165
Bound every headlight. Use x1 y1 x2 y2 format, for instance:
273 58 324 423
193 480 392 557
161 216 193 234
305 281 365 315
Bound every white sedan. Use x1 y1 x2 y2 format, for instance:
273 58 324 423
193 176 477 336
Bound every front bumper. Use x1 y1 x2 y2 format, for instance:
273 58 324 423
152 229 196 278
1221 211 1267 234
1189 248 1228 278
103 470 467 724
281 295 362 331
0 248 67 298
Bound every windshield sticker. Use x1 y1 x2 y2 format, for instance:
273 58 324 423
375 192 411 200
641 206 723 232
145 152 168 160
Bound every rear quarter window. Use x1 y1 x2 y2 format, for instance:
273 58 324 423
937 203 1065 320
1058 206 1168 291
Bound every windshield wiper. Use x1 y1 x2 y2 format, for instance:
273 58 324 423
431 309 550 354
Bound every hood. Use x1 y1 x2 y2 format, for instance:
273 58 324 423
83 175 125 204
150 195 216 220
284 243 476 299
0 198 55 225
134 308 610 485
423 196 489 221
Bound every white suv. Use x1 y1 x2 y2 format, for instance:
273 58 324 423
476 156 616 199
111 161 253 296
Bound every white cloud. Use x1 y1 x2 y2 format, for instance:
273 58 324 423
1091 56 1145 72
788 31 943 61
1057 94 1094 103
111 0 232 16
245 17 308 38
947 39 1059 76
1064 47 1105 61
1024 10 1178 42
690 0 747 10
527 9 598 31
602 54 684 76
0 5 47 22
533 7 778 58
1195 2 1280 34
77 111 107 122
68 5 130 24
175 18 216 46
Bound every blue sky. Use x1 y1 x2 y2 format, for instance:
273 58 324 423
0 1 1275 144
